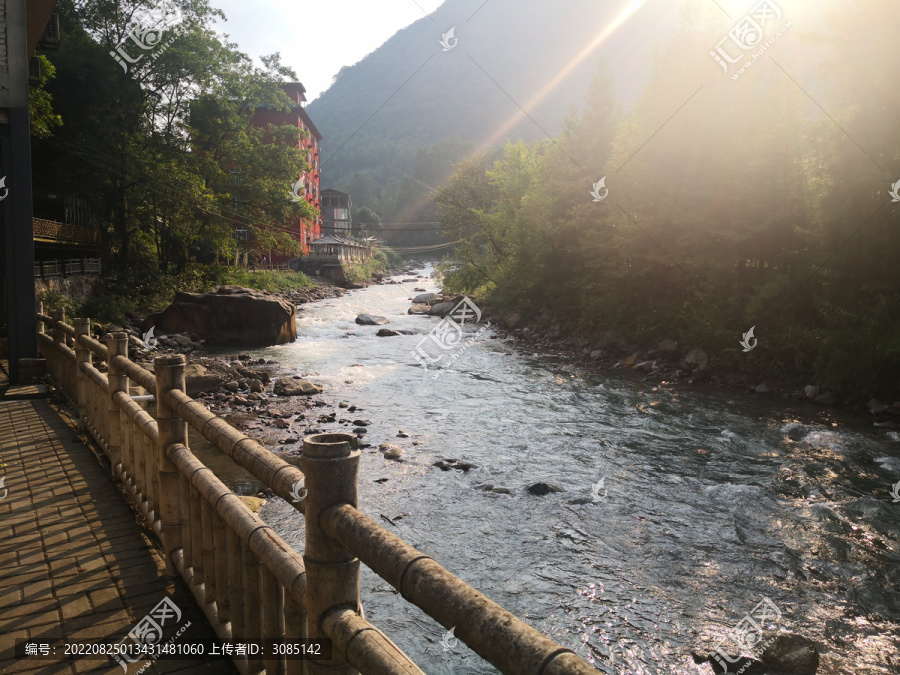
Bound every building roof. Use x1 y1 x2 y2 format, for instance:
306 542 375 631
321 188 350 197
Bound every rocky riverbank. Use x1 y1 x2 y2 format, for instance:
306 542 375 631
485 312 900 422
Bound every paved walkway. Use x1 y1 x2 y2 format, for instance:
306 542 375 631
0 398 237 674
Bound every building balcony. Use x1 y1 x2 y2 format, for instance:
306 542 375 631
33 217 101 245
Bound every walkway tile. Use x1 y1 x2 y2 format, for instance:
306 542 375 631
0 399 237 674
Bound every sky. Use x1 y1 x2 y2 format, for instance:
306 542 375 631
210 0 446 102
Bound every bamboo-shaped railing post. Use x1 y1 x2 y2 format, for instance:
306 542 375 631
154 355 186 577
302 433 361 675
52 307 65 348
37 302 44 336
73 318 91 431
106 333 128 479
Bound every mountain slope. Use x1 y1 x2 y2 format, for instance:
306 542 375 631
306 0 682 238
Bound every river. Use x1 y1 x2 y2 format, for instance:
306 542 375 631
194 263 900 674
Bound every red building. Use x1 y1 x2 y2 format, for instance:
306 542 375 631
250 82 322 260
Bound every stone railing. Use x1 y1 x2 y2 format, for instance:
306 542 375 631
36 308 599 675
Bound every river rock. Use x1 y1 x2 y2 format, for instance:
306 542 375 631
868 398 886 414
589 349 605 361
760 633 819 674
238 496 265 513
143 286 296 347
172 334 193 348
248 378 264 393
355 314 389 325
408 303 431 315
429 301 456 316
657 339 680 360
184 364 223 397
803 385 819 399
379 443 403 459
273 377 322 396
681 348 708 372
814 391 837 406
413 292 438 303
755 383 771 394
527 482 551 496
353 419 371 426
376 329 401 337
620 352 640 368
224 381 239 393
504 313 521 329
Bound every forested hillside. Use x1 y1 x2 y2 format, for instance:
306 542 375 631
307 0 681 245
435 0 900 400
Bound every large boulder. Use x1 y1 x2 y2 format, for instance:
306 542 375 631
408 303 431 315
184 364 223 397
143 286 295 347
413 292 438 303
429 301 456 316
355 314 389 325
273 377 322 396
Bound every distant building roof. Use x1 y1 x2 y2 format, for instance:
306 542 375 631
321 188 350 197
310 235 369 247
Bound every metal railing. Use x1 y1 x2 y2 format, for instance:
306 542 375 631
32 217 101 244
34 258 101 278
36 307 599 675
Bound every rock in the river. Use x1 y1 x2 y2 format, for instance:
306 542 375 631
620 352 640 368
814 391 838 406
273 377 322 396
527 482 551 496
184 364 223 397
868 398 886 414
408 303 431 315
376 329 401 337
379 443 403 460
589 349 605 361
224 381 239 393
353 419 371 426
143 286 296 347
803 385 819 400
413 292 438 303
355 314 389 325
657 339 680 361
755 383 771 394
760 633 819 674
681 348 708 372
238 496 265 513
248 379 264 393
397 430 410 438
429 301 456 316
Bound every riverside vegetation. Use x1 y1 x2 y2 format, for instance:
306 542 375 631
433 1 900 407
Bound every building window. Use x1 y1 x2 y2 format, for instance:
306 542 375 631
234 227 248 241
229 170 242 185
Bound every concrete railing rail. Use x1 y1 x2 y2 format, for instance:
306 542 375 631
36 308 599 675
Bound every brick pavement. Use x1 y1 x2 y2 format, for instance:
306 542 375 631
0 398 237 674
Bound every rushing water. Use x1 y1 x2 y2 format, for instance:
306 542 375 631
206 264 900 674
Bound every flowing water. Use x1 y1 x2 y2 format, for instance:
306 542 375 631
201 264 900 674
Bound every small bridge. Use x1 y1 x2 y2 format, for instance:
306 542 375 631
27 308 599 674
